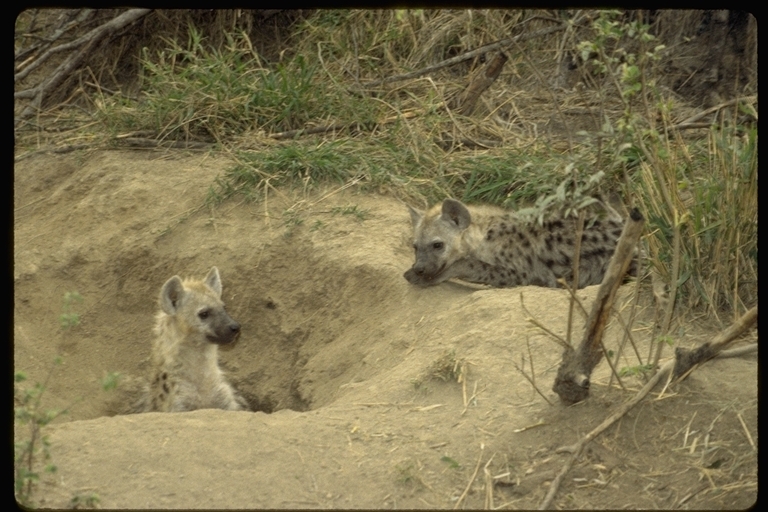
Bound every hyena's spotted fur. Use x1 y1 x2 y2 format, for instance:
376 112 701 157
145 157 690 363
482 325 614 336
120 267 247 413
404 198 636 289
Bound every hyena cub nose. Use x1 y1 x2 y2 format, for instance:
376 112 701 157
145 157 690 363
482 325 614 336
216 317 241 345
203 307 241 345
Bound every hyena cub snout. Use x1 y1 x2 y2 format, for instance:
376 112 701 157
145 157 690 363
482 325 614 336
200 306 240 346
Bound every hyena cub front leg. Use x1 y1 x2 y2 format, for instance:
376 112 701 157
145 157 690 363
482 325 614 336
149 266 247 412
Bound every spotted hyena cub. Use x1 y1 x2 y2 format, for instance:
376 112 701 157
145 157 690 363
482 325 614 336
404 198 635 289
119 267 247 413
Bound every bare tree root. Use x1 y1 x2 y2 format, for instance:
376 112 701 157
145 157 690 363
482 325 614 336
14 9 151 128
539 306 757 510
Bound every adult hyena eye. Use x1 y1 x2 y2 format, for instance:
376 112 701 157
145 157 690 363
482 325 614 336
198 309 210 320
432 241 444 250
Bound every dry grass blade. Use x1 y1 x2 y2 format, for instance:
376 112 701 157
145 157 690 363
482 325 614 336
736 412 755 450
454 443 485 510
520 292 569 349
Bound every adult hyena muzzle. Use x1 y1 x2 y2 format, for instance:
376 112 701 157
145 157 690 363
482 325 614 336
404 265 441 286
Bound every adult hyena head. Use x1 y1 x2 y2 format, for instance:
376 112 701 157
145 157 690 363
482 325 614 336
159 267 241 346
404 198 471 286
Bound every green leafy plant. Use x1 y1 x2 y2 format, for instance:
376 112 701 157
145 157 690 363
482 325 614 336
59 291 83 330
331 204 370 221
14 359 69 506
440 455 461 469
69 492 100 509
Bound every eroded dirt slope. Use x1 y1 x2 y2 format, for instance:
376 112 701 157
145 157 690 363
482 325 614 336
14 151 756 509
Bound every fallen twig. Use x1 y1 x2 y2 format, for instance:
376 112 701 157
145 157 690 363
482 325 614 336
520 292 570 349
670 96 756 130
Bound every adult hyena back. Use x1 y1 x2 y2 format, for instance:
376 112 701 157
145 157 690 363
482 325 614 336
119 267 247 413
404 198 635 289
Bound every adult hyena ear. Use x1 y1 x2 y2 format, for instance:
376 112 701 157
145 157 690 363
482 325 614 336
160 276 185 315
441 198 471 230
204 266 223 297
407 205 424 228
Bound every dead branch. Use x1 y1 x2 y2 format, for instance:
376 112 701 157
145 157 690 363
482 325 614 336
435 136 501 150
552 208 644 404
716 343 757 359
15 9 95 76
363 14 585 89
539 306 757 510
673 306 757 379
670 96 757 129
269 123 350 140
451 52 508 115
14 9 151 128
118 137 214 150
540 359 670 510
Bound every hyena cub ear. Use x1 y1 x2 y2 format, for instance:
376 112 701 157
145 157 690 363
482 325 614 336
441 198 471 230
204 266 223 297
159 276 185 315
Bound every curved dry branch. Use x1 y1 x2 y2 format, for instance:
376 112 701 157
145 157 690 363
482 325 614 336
363 14 585 89
15 9 94 76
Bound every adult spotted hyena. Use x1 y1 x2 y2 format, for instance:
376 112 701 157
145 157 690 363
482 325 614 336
404 198 635 289
119 267 247 413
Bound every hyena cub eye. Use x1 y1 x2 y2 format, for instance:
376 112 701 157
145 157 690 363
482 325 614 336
432 241 444 250
198 309 210 320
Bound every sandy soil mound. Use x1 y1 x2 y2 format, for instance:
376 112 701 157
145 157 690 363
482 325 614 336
14 150 756 509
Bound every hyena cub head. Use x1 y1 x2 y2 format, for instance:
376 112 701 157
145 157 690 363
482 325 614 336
404 198 471 286
159 266 241 346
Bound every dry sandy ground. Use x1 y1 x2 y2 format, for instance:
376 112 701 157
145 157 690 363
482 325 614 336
14 150 756 509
